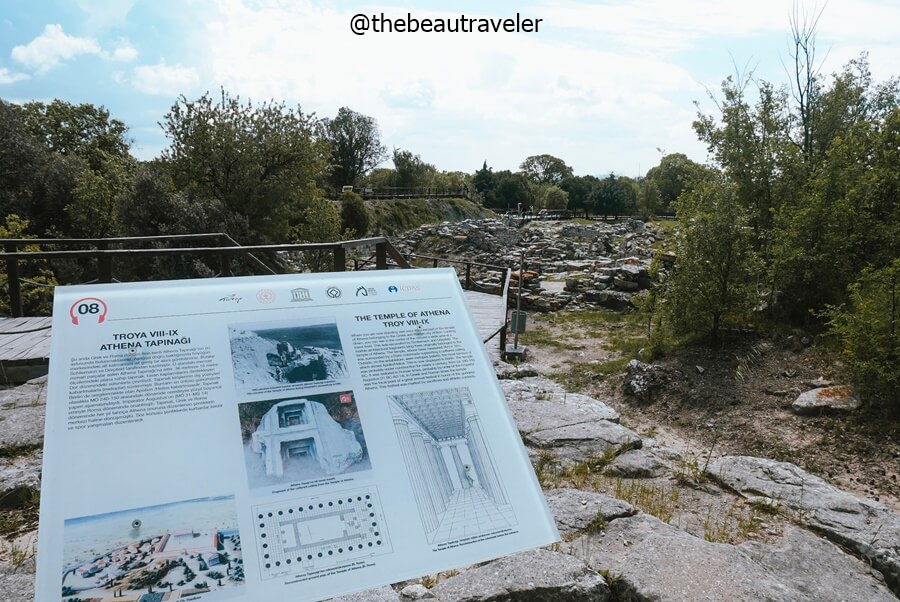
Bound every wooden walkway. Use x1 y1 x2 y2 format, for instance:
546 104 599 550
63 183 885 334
0 317 52 363
464 290 508 343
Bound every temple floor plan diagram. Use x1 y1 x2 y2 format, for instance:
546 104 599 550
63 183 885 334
389 386 516 544
252 486 390 580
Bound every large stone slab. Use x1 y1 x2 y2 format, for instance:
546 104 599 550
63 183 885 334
603 448 667 479
792 386 861 415
0 563 35 602
430 548 609 601
567 513 895 601
0 377 47 452
544 488 634 537
501 378 619 434
739 527 895 602
525 421 641 465
710 455 900 596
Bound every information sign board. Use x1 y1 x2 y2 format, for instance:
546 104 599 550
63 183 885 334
37 268 558 601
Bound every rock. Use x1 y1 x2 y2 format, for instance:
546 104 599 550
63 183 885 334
0 564 35 602
710 455 900 596
0 376 47 452
399 583 436 599
738 527 896 602
567 513 896 602
622 360 667 400
329 585 402 601
603 449 667 479
792 386 861 415
0 451 42 499
493 361 539 380
525 421 641 466
430 548 609 601
583 290 632 311
544 488 634 536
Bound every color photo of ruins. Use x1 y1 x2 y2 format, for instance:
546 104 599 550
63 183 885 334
61 496 243 601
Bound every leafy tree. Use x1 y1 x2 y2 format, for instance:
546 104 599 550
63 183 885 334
519 154 573 185
663 176 759 339
825 260 899 407
321 107 387 188
591 174 629 219
492 171 534 211
533 184 568 210
644 153 711 214
0 215 56 315
340 191 370 237
390 148 436 188
161 88 327 243
291 196 341 272
560 175 600 217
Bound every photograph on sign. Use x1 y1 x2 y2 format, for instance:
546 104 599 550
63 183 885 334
229 318 348 394
239 391 371 488
61 495 243 601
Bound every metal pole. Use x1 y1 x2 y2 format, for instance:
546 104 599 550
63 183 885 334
514 252 524 349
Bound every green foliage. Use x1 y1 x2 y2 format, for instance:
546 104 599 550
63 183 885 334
644 152 712 214
291 196 341 272
161 88 326 242
664 177 759 339
825 261 899 406
0 215 56 315
519 154 573 185
339 191 370 237
532 184 568 211
321 106 387 188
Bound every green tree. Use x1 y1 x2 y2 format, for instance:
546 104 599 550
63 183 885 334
519 154 573 185
390 148 436 188
826 260 899 407
644 153 711 214
0 215 56 315
533 184 569 210
291 196 342 272
664 176 759 339
321 107 387 188
340 191 370 237
161 88 327 242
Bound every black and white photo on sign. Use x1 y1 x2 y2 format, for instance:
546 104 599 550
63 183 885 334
228 319 348 392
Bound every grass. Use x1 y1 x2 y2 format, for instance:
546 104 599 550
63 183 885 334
702 503 763 543
611 478 680 524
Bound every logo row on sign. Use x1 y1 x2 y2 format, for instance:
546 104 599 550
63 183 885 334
69 283 424 326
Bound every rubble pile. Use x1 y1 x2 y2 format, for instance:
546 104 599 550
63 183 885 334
396 218 671 312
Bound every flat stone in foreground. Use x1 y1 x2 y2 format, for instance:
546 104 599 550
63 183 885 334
329 585 401 602
0 376 47 452
544 488 634 537
710 455 900 596
431 548 609 602
525 421 641 466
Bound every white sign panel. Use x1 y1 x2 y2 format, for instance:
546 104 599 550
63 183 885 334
38 268 558 602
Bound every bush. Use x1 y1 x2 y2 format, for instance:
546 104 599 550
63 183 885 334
826 260 899 408
339 191 370 237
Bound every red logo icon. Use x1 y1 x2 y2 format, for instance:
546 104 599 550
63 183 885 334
69 297 108 325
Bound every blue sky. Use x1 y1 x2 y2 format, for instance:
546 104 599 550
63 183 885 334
2 0 898 177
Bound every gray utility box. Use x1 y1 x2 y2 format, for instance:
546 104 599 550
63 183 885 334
510 310 527 334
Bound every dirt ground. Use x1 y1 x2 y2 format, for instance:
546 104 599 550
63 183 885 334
520 310 900 514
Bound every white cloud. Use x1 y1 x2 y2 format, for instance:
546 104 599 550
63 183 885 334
0 67 29 84
132 60 199 96
111 44 139 62
11 24 102 72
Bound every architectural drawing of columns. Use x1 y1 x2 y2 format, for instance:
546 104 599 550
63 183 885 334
449 445 469 489
439 445 463 490
412 432 447 518
393 416 439 533
466 415 508 505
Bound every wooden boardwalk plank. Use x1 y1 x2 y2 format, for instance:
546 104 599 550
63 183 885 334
464 290 507 343
0 317 52 362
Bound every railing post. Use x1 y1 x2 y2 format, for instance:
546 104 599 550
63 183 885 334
219 252 231 277
433 258 439 268
375 242 387 270
4 242 22 317
97 241 113 283
333 246 346 272
465 263 472 290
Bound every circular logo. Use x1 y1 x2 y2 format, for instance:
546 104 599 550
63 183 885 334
326 286 343 299
256 289 275 304
388 285 398 293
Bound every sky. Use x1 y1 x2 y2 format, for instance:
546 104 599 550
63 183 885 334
1 0 898 178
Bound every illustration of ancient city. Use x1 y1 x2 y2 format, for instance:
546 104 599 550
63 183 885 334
61 496 243 602
389 386 516 543
229 319 348 394
252 486 391 579
239 392 371 489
